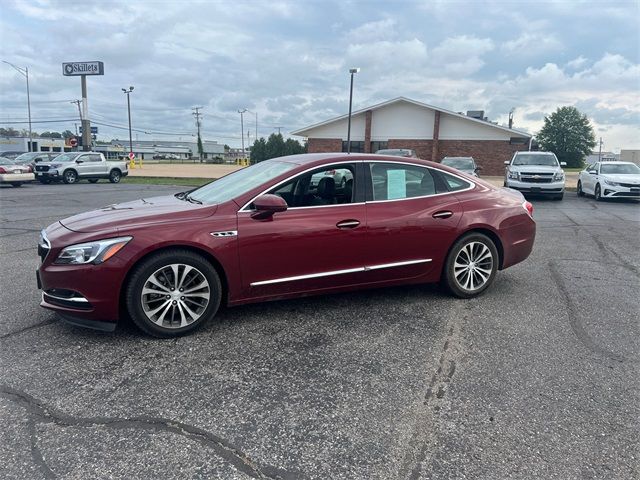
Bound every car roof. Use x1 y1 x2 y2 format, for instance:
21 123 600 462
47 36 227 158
514 151 555 155
442 156 474 160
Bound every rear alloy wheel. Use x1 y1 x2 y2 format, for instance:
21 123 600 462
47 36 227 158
577 180 584 197
109 170 121 183
595 184 602 201
11 182 23 187
88 178 99 184
444 233 498 298
126 250 222 337
62 170 78 184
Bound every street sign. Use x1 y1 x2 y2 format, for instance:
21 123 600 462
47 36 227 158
128 152 135 160
78 126 98 134
62 61 104 76
69 138 78 147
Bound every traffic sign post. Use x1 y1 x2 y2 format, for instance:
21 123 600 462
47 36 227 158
128 152 136 170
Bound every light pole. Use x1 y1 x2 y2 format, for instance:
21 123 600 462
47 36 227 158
122 86 134 158
238 109 247 158
346 67 360 153
3 61 32 151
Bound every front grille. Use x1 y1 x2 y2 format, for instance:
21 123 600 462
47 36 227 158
520 176 554 183
619 182 640 188
36 165 50 172
520 172 553 176
613 191 640 197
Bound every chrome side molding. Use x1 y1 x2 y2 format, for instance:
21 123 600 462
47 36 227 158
210 231 238 237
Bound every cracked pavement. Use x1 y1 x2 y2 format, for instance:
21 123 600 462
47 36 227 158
1 182 638 479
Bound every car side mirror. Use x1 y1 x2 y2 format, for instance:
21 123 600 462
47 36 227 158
504 161 510 165
588 170 597 175
560 162 567 167
251 194 288 220
76 159 84 164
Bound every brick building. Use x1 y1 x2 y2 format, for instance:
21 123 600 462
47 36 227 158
292 97 532 176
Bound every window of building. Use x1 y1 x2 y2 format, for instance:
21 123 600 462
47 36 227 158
41 146 50 151
342 141 365 153
370 141 388 153
52 147 61 152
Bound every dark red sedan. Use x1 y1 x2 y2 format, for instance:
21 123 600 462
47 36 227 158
37 153 535 337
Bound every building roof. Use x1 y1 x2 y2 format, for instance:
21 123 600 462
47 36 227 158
291 96 531 138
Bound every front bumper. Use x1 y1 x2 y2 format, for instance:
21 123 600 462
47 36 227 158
505 179 565 194
601 184 640 198
35 170 60 180
0 173 35 183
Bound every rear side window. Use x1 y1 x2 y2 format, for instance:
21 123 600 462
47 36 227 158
440 172 472 192
369 163 437 201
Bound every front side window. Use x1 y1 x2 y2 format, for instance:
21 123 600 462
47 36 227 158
87 154 102 162
267 164 355 208
369 163 439 201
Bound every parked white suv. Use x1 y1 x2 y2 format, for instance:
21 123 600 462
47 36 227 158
504 151 566 200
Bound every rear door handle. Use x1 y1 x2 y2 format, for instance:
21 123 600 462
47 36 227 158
336 219 360 229
432 211 453 219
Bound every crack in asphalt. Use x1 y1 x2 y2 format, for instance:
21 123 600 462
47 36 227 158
0 318 59 340
548 261 626 363
0 386 292 480
28 417 56 479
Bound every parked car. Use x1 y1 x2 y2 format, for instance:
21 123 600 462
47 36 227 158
441 157 480 177
375 148 418 158
0 156 35 187
34 152 129 184
504 151 566 200
13 152 59 170
37 153 536 337
310 166 353 188
0 151 26 160
577 161 640 200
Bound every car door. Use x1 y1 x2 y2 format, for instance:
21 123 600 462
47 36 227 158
79 154 105 176
362 161 466 283
236 162 369 300
583 162 598 193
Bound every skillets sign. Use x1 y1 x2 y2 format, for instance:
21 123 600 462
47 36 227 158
62 62 104 76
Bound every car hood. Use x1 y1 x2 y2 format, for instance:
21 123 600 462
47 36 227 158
601 174 640 184
59 195 217 233
509 165 560 173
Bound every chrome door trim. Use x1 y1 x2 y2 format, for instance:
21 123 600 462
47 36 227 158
250 258 432 286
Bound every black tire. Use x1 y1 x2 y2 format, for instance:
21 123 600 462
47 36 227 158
577 180 584 197
62 169 78 184
109 169 121 183
39 178 51 184
88 178 99 184
125 249 222 338
11 182 23 187
443 232 498 299
595 184 602 201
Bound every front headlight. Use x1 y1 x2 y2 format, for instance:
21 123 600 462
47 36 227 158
553 171 565 181
50 163 62 168
54 236 132 265
604 179 620 186
508 170 520 180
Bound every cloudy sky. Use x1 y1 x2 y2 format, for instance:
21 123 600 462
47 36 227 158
1 0 639 151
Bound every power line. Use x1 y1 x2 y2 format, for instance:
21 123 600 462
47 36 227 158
0 119 77 124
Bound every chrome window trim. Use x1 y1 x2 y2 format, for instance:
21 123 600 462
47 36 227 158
239 161 362 212
250 258 432 286
42 292 89 303
366 159 475 203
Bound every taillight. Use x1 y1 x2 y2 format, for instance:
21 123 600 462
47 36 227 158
522 200 534 217
0 167 6 174
26 166 33 173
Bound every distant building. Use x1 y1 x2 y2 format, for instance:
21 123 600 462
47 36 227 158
292 97 532 176
620 149 640 165
585 151 620 164
95 139 225 160
0 136 70 154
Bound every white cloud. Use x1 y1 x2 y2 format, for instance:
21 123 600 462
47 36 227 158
567 56 588 69
430 35 495 75
502 32 562 56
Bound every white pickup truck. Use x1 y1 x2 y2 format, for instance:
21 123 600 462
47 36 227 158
34 152 129 184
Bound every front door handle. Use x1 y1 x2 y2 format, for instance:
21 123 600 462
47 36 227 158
336 219 360 229
432 210 453 219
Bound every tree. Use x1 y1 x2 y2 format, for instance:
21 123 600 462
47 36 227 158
249 134 306 163
40 131 62 138
61 130 75 139
0 127 20 137
536 106 596 168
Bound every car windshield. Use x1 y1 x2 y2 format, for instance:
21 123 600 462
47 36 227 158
513 154 558 166
0 157 13 165
52 153 80 163
442 158 474 169
14 152 40 163
600 163 640 175
187 160 297 205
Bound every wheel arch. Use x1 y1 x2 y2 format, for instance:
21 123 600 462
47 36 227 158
119 244 230 317
443 226 505 273
110 168 122 175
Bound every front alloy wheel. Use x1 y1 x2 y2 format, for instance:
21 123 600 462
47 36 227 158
444 233 498 298
126 250 221 337
63 170 77 184
109 170 121 183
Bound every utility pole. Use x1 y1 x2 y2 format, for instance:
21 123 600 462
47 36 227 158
71 100 82 121
508 108 514 129
192 106 203 162
122 87 134 158
238 109 247 157
3 61 32 151
255 111 258 141
346 67 360 153
247 130 251 150
274 126 282 134
598 137 603 162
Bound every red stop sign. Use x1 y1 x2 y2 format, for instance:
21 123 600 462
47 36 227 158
69 138 78 147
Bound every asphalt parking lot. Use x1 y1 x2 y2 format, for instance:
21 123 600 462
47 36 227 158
1 182 638 479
